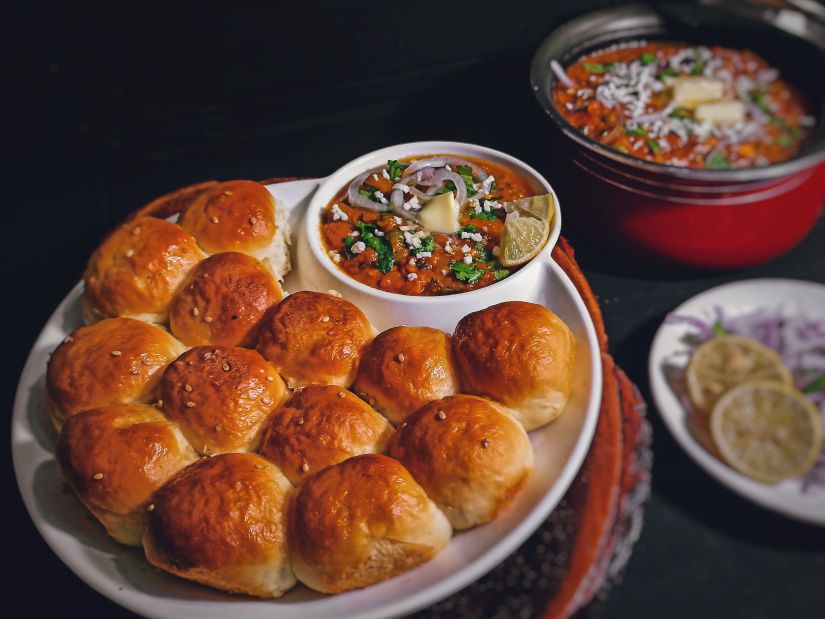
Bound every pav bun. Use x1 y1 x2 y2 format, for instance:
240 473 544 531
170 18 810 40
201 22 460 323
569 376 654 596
178 180 291 280
256 291 374 388
287 454 451 593
259 385 393 485
353 326 460 425
83 216 205 324
390 395 533 529
160 345 288 455
143 453 296 599
46 317 186 430
57 403 198 546
168 252 284 347
452 301 576 431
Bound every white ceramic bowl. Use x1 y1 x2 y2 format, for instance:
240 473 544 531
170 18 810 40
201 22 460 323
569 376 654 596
291 141 562 332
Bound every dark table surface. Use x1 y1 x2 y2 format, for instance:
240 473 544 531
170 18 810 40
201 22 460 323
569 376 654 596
5 1 825 617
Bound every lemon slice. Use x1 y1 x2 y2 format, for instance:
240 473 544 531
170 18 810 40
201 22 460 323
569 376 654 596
710 380 823 484
686 335 793 415
499 195 554 267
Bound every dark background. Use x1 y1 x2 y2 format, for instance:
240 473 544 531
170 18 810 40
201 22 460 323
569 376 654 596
5 0 825 617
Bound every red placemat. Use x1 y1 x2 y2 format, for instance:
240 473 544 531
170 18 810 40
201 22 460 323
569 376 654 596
137 179 653 618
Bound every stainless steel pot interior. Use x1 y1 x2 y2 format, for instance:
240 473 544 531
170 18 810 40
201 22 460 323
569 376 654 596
530 2 825 183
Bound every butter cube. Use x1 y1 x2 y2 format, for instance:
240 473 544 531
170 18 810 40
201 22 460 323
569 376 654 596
671 76 725 108
417 191 460 233
695 100 746 126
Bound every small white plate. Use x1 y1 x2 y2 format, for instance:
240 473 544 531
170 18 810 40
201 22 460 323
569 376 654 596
12 176 602 618
649 278 825 526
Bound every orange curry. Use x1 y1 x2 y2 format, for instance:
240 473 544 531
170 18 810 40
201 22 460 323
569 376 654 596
552 42 814 168
320 155 533 295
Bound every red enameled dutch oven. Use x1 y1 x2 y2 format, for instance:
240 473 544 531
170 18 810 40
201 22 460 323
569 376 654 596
531 2 825 269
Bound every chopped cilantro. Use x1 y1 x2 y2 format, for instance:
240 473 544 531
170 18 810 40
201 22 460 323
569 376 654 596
647 138 661 154
658 67 679 79
456 164 477 197
711 322 727 336
750 91 771 114
358 184 381 202
348 221 396 273
692 59 706 76
583 62 616 74
471 210 498 221
436 181 457 194
802 374 825 394
640 52 656 66
777 134 795 148
387 159 409 180
625 125 646 137
450 261 485 284
494 268 510 281
458 224 478 234
411 235 435 255
669 107 693 120
705 151 731 169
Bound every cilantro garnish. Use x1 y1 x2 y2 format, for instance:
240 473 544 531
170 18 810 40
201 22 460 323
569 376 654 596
711 322 727 336
705 151 731 169
387 160 409 181
347 221 396 273
647 138 661 154
457 224 478 234
669 107 692 120
777 134 795 148
456 164 477 197
471 210 498 221
450 261 485 284
437 181 457 194
692 59 706 76
802 374 825 394
494 268 510 281
358 184 381 203
750 91 771 114
658 67 679 79
583 62 616 74
640 52 656 66
411 235 435 255
625 125 646 137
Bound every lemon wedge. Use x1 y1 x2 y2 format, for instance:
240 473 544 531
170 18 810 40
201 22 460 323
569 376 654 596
710 380 823 484
499 195 554 267
686 335 793 415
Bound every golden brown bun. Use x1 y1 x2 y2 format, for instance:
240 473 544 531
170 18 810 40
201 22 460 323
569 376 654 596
259 385 393 485
83 217 205 324
256 291 374 388
46 318 186 430
390 395 533 529
178 180 291 280
143 453 295 598
160 345 287 455
287 454 451 593
168 252 284 347
452 302 576 431
353 326 460 425
57 403 197 546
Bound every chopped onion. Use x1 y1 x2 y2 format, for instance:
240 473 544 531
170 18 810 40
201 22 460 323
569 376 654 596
550 59 575 88
422 169 467 204
347 167 387 211
404 157 489 183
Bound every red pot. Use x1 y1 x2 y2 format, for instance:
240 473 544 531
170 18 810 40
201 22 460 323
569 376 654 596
531 3 825 269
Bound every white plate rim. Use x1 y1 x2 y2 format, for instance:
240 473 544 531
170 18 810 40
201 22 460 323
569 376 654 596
648 277 825 526
12 177 603 618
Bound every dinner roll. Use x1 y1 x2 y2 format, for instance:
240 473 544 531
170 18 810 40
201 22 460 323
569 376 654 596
83 216 205 324
143 453 295 598
390 395 533 529
452 301 576 431
256 291 374 388
57 403 198 546
259 385 393 485
288 454 451 593
47 317 186 430
168 252 284 347
178 180 291 280
160 345 288 455
353 326 460 425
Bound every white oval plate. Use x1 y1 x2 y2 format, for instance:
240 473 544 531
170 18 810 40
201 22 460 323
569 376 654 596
649 278 825 526
12 177 602 618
